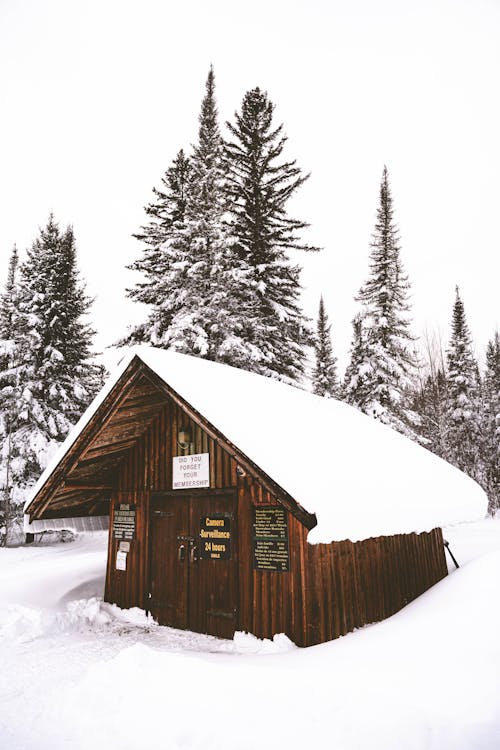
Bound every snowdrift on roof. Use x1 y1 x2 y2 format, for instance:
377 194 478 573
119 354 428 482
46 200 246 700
27 346 487 543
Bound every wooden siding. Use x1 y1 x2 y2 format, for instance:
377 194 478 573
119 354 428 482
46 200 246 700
104 388 448 647
304 529 447 646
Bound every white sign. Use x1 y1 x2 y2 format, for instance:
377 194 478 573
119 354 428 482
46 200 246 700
116 550 127 571
173 453 210 490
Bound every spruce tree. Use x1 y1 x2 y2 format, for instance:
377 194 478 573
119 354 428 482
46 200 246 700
122 149 192 344
343 166 419 438
0 245 19 385
444 287 483 481
134 148 191 249
121 68 250 365
2 216 103 509
0 246 21 544
343 314 377 410
312 296 338 397
412 368 448 456
225 86 318 383
163 66 242 361
482 331 500 511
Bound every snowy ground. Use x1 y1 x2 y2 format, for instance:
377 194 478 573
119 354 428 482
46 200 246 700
1 521 500 750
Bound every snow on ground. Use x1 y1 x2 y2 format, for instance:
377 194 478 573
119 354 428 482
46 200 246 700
1 520 500 749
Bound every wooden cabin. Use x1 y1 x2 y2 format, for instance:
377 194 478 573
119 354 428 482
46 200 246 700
24 348 486 646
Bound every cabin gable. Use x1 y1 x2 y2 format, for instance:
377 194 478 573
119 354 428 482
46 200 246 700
104 373 311 644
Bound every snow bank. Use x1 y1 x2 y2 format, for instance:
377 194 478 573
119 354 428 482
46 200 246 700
49 550 500 749
0 598 113 642
27 346 487 543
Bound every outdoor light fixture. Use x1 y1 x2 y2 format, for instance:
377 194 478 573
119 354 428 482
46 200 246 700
177 426 192 451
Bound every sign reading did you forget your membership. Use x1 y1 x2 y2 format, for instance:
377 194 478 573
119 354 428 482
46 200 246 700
172 453 210 490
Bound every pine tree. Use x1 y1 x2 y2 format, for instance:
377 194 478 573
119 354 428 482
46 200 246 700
0 245 19 386
412 368 448 456
2 216 103 510
482 331 500 511
312 296 338 397
0 246 21 544
162 66 242 362
343 314 377 409
121 68 250 365
122 149 192 344
343 166 419 438
444 287 483 481
225 86 318 383
134 148 191 249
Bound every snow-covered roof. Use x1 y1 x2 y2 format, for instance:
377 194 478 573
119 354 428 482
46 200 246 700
27 346 487 543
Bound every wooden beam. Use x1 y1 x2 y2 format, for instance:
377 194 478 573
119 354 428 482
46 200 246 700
27 358 148 520
62 484 113 491
83 439 137 456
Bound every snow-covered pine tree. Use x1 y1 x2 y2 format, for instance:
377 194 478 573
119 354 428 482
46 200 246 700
343 166 419 438
162 66 241 361
0 246 21 544
343 314 377 409
121 68 250 365
4 216 103 509
134 148 191 249
412 368 448 455
122 149 192 344
225 86 318 383
0 245 19 386
482 331 500 511
312 296 338 397
444 287 483 482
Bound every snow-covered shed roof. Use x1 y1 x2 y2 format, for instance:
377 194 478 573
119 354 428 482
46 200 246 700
26 346 487 543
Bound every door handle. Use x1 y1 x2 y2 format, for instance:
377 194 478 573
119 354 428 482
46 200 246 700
178 544 186 562
189 544 198 563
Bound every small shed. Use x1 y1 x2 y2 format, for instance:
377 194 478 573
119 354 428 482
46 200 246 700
24 347 486 646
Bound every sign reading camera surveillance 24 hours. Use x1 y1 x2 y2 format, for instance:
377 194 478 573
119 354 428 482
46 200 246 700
172 453 210 490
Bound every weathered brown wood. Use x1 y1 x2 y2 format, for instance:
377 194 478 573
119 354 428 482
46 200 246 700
62 484 113 491
28 359 152 519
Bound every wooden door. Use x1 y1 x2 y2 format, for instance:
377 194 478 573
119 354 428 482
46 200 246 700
149 495 189 629
148 491 238 639
189 492 238 640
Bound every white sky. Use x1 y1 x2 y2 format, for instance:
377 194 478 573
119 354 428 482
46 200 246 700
0 0 499 373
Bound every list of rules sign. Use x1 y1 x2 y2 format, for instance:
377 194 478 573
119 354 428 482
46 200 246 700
253 506 289 572
113 503 136 541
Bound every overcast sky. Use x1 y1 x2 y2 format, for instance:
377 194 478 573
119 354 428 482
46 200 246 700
0 0 499 373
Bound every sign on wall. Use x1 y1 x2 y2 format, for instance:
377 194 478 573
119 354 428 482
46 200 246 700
172 453 210 490
116 550 127 571
253 506 290 572
199 515 231 560
113 503 136 540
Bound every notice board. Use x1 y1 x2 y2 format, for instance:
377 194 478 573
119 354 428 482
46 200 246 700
253 506 289 572
113 503 136 540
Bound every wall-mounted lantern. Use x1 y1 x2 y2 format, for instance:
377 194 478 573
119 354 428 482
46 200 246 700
177 426 192 452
